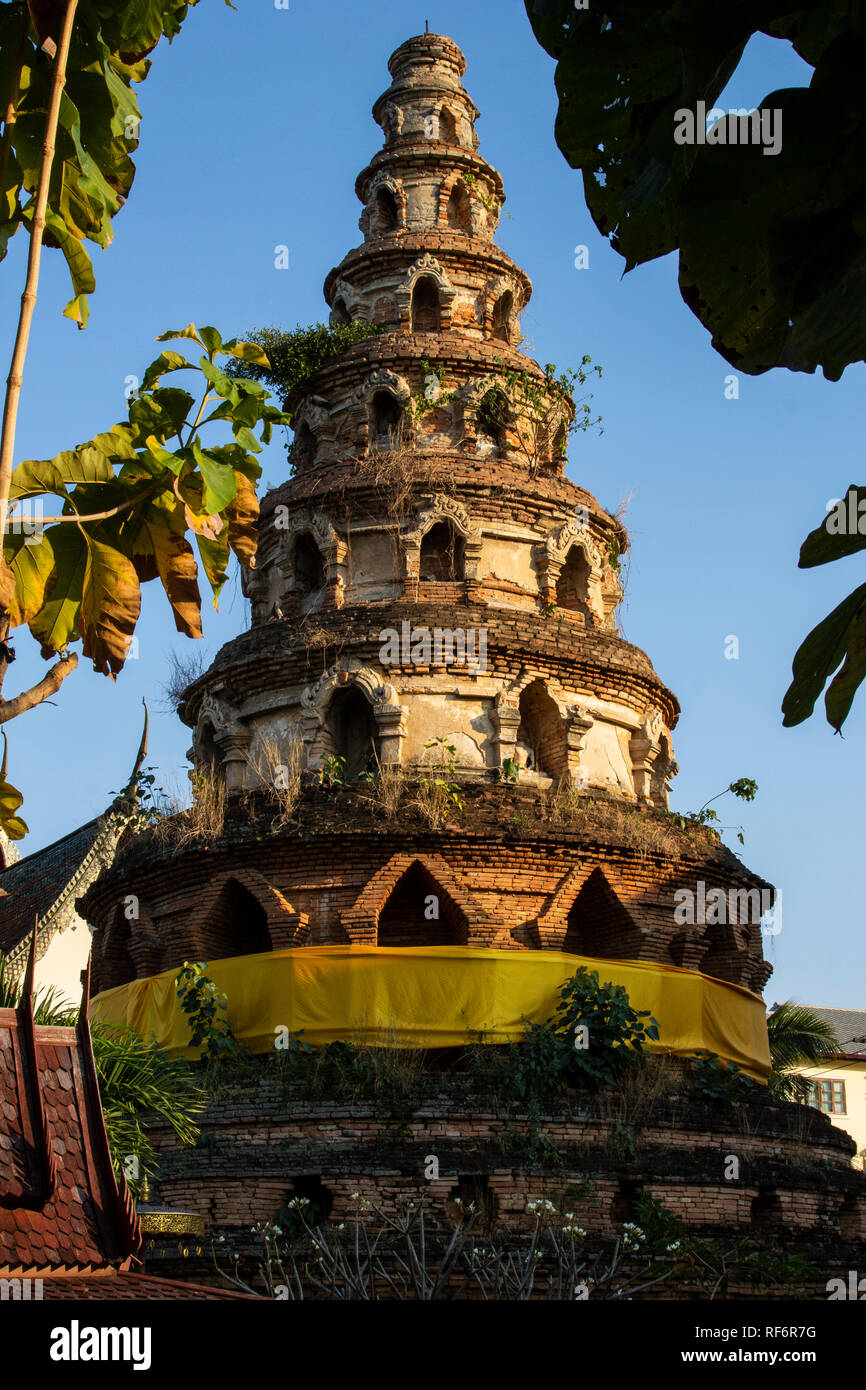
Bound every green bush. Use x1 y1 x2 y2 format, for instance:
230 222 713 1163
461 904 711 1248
506 968 660 1098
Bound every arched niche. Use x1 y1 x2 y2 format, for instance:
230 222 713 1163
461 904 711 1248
476 387 509 454
330 297 350 326
446 183 471 233
199 878 273 961
291 423 317 472
517 679 568 780
439 107 458 145
324 685 380 780
371 389 406 445
377 861 468 946
374 185 399 234
300 662 409 770
294 531 326 595
562 868 643 959
556 545 591 618
411 276 441 333
419 520 465 582
491 290 514 344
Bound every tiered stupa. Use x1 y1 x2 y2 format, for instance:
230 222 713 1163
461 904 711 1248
86 32 773 1003
81 35 866 1286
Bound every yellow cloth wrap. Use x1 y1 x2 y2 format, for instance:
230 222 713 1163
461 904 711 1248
90 946 770 1080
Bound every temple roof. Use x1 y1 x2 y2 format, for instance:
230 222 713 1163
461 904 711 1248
0 816 108 958
0 940 256 1299
0 947 140 1271
0 706 149 975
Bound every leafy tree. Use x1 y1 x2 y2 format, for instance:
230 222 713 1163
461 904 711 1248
229 321 384 404
0 0 213 324
0 323 288 836
526 1 866 729
0 0 236 836
766 1000 840 1102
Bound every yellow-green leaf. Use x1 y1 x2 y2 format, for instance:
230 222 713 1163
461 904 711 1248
29 525 87 654
78 536 142 677
3 530 56 627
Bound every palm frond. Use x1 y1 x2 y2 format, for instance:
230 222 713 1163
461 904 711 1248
767 1002 840 1102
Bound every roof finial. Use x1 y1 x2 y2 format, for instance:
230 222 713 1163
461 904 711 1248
426 20 429 34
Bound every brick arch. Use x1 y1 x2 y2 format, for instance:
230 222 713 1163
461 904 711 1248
531 863 643 960
189 870 309 961
401 495 483 584
340 852 486 944
96 901 137 992
395 255 456 331
366 176 407 236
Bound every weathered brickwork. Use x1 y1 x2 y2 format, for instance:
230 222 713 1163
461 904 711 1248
139 1064 866 1296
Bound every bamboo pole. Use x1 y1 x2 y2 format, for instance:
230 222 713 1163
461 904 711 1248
0 0 80 553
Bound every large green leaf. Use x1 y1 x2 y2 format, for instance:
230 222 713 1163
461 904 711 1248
782 582 866 728
824 603 866 730
141 350 193 391
526 0 866 379
193 442 237 515
10 442 116 500
29 524 88 654
798 486 866 568
124 496 202 638
1 0 207 321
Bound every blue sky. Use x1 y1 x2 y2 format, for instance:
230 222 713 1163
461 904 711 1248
1 2 862 1009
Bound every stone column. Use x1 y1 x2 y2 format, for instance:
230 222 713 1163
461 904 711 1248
564 707 594 784
491 698 522 769
629 734 659 804
215 730 253 792
374 701 409 765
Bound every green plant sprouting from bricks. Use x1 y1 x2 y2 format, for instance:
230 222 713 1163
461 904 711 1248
407 361 457 421
496 757 521 785
486 354 603 473
316 753 347 789
175 961 240 1061
686 1051 757 1102
664 777 758 845
462 169 497 214
424 737 465 816
505 968 660 1099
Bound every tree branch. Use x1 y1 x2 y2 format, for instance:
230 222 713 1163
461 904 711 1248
0 0 80 547
0 652 78 722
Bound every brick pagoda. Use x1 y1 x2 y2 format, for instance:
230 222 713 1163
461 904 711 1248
77 33 866 1290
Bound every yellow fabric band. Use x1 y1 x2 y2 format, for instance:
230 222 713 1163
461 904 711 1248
91 946 770 1080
